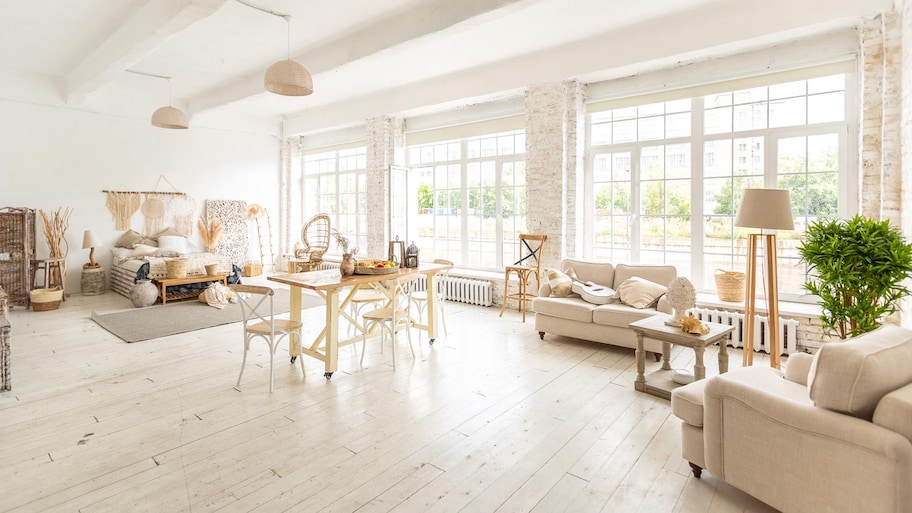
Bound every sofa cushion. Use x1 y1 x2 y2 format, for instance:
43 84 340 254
592 302 659 328
671 379 708 427
613 263 677 288
613 276 667 309
560 259 615 288
531 296 594 323
808 324 912 420
545 268 573 297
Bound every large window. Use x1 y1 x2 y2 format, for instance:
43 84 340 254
297 146 368 253
406 129 526 270
588 70 853 299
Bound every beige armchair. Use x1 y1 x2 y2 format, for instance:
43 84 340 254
671 324 912 513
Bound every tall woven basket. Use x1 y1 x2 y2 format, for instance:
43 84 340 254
166 258 188 278
714 269 745 302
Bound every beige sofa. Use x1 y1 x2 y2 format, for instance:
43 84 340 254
532 259 677 354
671 324 912 513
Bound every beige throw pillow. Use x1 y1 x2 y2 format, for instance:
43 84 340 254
614 276 667 309
546 268 573 297
115 229 144 249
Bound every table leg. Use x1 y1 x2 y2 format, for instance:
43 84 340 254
323 288 340 379
289 286 302 362
425 272 439 343
694 346 706 381
661 341 672 370
635 332 646 392
718 336 729 374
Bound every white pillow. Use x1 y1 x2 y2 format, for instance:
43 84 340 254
613 276 667 309
158 235 188 254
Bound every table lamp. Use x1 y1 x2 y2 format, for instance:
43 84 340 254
734 188 794 369
82 230 102 269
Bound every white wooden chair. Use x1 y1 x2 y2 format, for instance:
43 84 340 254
360 273 420 370
231 284 305 392
410 258 453 339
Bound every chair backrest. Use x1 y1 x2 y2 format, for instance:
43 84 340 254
230 284 275 329
299 213 331 258
432 258 453 295
514 234 547 271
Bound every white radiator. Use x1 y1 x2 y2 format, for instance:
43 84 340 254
414 275 494 307
318 262 340 271
689 307 801 356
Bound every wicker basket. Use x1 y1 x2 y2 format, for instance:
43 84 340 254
166 258 188 278
205 263 219 276
243 263 263 277
30 287 62 311
714 269 745 302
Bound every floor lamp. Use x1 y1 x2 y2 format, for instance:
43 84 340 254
734 189 794 369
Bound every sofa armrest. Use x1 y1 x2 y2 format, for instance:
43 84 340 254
703 367 912 512
874 382 912 443
783 351 814 386
539 282 552 297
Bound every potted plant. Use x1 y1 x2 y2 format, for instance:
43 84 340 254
798 214 912 339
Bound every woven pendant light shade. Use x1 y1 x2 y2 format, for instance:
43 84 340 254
264 60 313 96
151 105 189 129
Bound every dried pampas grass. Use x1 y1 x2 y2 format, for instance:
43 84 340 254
198 216 223 253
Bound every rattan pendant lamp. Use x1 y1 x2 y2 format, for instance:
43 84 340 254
151 77 189 129
238 0 313 96
127 69 189 129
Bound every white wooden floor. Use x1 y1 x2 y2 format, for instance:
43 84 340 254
0 279 780 513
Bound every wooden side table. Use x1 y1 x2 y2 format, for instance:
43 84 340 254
81 267 106 295
152 274 228 304
630 314 734 400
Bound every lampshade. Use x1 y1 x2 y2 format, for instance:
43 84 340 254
734 188 794 230
82 230 102 249
264 60 313 96
151 105 189 129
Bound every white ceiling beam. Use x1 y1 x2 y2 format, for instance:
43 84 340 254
187 0 533 114
65 0 229 106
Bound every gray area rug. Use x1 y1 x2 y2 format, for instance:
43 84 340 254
91 289 324 343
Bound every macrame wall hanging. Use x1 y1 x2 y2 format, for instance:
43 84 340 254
103 176 193 235
105 191 141 230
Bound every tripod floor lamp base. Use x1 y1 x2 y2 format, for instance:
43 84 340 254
743 233 781 369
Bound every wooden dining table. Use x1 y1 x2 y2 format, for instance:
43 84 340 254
267 261 453 379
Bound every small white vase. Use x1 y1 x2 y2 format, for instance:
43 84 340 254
130 279 158 308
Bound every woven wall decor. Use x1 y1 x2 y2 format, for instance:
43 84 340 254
204 200 248 265
105 192 141 230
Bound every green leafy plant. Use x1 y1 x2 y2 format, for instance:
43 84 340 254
798 215 912 339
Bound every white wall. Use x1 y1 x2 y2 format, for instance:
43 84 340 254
0 99 280 294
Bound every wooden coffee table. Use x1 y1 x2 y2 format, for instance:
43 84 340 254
153 274 228 304
630 314 734 399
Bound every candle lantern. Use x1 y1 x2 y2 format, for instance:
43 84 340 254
405 241 420 268
388 236 405 265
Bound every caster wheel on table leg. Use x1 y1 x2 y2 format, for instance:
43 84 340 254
429 339 435 345
324 372 333 379
290 356 297 364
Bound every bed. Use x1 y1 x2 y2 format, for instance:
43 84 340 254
109 229 233 298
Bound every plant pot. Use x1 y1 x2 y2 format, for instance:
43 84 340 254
340 254 355 277
130 279 158 308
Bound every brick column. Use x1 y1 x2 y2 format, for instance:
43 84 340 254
365 116 405 258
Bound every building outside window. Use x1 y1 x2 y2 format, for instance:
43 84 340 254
588 69 853 299
406 129 526 270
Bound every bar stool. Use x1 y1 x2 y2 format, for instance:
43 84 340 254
31 257 66 301
499 234 546 322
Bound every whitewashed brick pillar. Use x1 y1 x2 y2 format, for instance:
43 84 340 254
901 2 912 328
525 82 576 269
563 80 586 259
365 116 405 258
860 13 903 226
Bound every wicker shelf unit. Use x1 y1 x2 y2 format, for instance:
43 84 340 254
0 208 36 307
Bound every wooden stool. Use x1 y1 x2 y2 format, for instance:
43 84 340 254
31 257 66 301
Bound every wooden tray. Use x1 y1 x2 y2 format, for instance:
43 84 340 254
354 265 399 275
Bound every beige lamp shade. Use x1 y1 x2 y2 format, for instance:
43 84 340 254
735 188 795 230
264 60 313 96
151 105 189 129
82 230 102 249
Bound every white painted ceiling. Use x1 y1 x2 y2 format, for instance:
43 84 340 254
0 0 895 135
